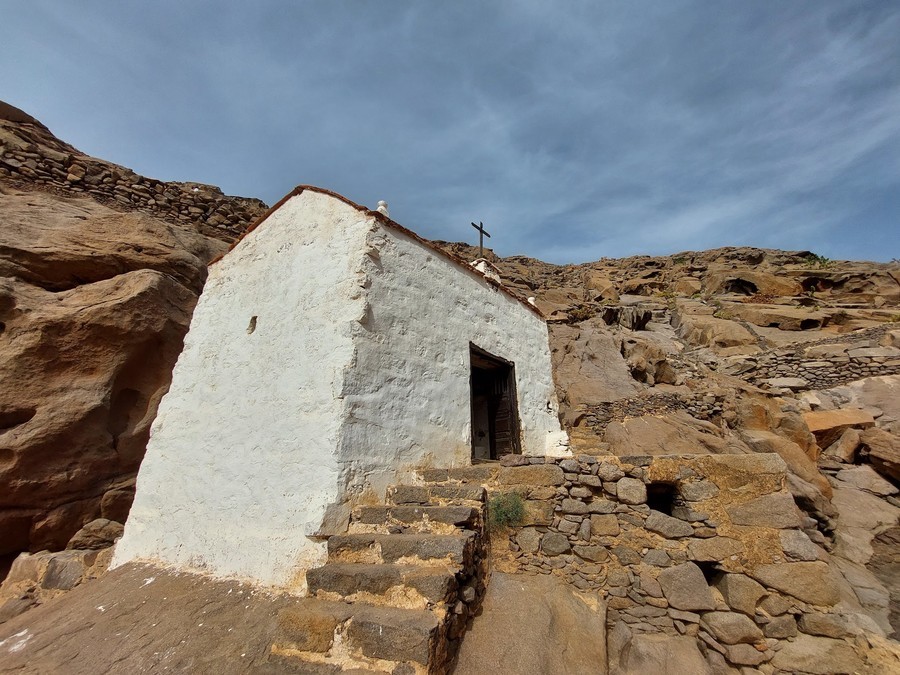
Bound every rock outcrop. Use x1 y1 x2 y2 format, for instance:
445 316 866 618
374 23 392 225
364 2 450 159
0 103 266 567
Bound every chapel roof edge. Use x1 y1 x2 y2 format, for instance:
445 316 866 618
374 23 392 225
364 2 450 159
210 185 546 319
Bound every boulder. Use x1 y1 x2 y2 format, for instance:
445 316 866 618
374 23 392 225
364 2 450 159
834 466 897 497
549 320 643 425
645 511 693 538
454 573 607 675
616 478 647 505
582 269 619 303
749 562 841 606
618 634 711 675
713 574 767 616
699 611 764 645
66 519 124 550
769 634 863 675
823 428 861 463
657 562 716 611
831 487 900 531
739 429 831 497
605 411 748 456
672 312 759 353
802 409 875 449
860 427 900 482
703 269 802 297
0 187 228 557
726 492 802 529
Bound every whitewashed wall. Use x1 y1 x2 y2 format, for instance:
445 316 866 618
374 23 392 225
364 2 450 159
338 223 567 498
113 191 369 587
114 188 567 590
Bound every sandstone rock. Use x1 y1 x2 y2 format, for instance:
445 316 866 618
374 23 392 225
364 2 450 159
769 634 863 675
672 312 759 352
726 492 801 529
728 304 830 331
823 428 861 463
66 519 124 550
749 562 840 606
549 320 643 425
713 574 767 616
802 408 875 449
831 486 899 531
688 537 744 562
618 633 711 675
761 377 809 391
455 572 607 675
583 269 619 303
703 269 802 298
860 427 900 482
834 465 897 496
723 642 767 667
778 529 821 562
739 429 832 497
797 612 853 639
657 562 716 611
0 186 230 557
674 276 701 296
762 613 797 638
497 464 565 487
645 510 693 538
616 478 647 505
605 410 747 457
699 611 764 645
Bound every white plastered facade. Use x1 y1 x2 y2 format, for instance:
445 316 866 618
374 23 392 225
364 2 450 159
113 188 567 589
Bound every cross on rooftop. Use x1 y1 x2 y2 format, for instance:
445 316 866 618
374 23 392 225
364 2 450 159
471 221 491 258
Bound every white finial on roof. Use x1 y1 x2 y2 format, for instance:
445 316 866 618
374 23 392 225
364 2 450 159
376 200 389 217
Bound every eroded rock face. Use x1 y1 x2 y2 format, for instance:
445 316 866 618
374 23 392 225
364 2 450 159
0 182 238 561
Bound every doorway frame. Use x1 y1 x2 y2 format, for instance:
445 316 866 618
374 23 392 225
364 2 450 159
468 343 522 460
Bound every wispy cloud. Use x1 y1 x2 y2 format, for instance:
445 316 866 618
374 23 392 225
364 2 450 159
2 1 898 262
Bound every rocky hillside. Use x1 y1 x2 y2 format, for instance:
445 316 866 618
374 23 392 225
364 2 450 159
0 102 268 574
1 102 898 671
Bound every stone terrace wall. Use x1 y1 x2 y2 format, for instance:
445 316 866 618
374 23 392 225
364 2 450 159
489 454 871 672
721 325 900 392
0 114 267 242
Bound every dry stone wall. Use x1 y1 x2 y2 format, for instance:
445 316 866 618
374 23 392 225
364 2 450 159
489 453 874 672
0 113 267 241
721 325 900 392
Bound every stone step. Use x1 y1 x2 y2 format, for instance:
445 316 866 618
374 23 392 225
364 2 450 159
327 532 476 567
271 597 440 669
306 563 457 607
419 465 498 484
353 504 479 529
388 483 487 505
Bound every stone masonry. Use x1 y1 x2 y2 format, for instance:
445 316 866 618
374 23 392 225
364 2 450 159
488 453 874 672
0 111 267 242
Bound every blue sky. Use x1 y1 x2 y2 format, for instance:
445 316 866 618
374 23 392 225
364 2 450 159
2 1 898 263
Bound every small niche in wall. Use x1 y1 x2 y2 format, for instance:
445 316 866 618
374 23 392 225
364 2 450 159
646 481 678 516
695 560 722 585
247 316 257 334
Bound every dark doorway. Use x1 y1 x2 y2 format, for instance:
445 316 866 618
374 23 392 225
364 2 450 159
470 344 521 461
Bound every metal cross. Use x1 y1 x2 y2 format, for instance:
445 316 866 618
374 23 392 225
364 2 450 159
471 221 491 258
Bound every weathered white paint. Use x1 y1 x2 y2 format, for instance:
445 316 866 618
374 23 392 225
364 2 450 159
114 187 567 589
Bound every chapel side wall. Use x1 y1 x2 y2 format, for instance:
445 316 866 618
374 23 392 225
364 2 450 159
339 224 565 492
113 191 368 588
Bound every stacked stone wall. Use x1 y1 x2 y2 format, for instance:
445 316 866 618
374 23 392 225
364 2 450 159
0 118 267 242
720 325 900 391
489 453 867 671
578 392 727 431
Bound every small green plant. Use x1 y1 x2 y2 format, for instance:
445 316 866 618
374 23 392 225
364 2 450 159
804 253 833 269
889 314 900 323
488 492 525 529
672 256 688 265
713 309 733 320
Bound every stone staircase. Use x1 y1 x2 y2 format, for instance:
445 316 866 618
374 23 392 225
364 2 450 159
269 465 496 674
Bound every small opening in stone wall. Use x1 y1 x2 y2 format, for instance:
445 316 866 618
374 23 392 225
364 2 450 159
646 481 678 516
800 318 821 330
247 316 257 334
695 560 721 585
